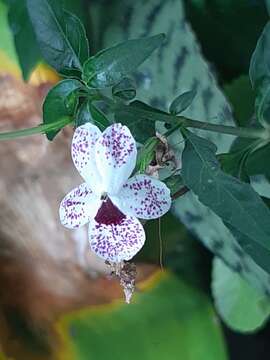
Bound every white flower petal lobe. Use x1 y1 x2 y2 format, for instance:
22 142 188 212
95 123 137 194
71 123 102 193
89 215 145 262
59 183 101 229
113 174 171 219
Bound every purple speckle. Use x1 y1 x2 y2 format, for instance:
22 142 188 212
89 215 145 262
98 123 135 168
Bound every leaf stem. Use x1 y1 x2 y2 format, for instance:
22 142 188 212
110 99 269 140
172 186 189 200
180 118 267 140
0 92 268 142
0 117 72 141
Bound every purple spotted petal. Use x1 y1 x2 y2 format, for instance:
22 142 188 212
95 123 137 195
72 123 102 193
89 216 145 262
59 183 101 229
112 174 171 219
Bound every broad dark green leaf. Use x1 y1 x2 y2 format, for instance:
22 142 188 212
229 133 270 178
227 131 270 178
223 76 255 127
56 271 228 360
76 100 93 127
137 213 186 263
249 22 270 127
82 34 165 87
27 0 89 76
181 130 270 274
250 21 270 89
186 0 267 80
43 79 82 140
96 0 270 296
267 0 270 16
112 77 136 101
226 223 270 279
7 0 41 79
245 142 270 177
139 213 209 288
89 102 109 129
212 257 270 332
255 78 270 126
218 150 250 182
169 89 196 115
0 0 20 66
76 99 109 130
114 100 157 142
62 0 91 36
164 174 185 195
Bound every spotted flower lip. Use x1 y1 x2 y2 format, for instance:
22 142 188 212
59 122 171 263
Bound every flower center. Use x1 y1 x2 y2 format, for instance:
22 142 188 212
95 197 125 225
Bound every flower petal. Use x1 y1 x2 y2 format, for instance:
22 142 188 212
112 174 171 219
95 123 137 194
89 216 145 262
71 123 102 193
59 183 101 229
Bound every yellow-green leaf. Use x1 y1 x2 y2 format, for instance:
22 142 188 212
55 271 228 360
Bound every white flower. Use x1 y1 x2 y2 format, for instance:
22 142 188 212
59 123 171 263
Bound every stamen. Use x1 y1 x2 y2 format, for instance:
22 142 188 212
100 192 108 201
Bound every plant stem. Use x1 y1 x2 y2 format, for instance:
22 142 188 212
111 100 268 140
0 117 72 141
180 118 267 139
172 186 189 200
0 93 268 141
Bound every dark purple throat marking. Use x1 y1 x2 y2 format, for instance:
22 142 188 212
95 198 125 225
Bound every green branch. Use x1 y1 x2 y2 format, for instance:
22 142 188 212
0 117 72 141
112 100 268 140
0 93 269 142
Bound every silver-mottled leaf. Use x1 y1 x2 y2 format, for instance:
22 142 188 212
94 0 270 294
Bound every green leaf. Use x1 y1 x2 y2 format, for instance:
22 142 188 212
26 0 89 76
223 76 255 127
186 0 267 80
7 0 41 79
250 21 270 89
245 142 270 177
136 136 158 172
76 99 109 130
212 257 270 332
218 149 250 182
114 100 157 142
255 78 270 126
89 101 109 129
95 0 270 294
249 22 270 128
0 0 20 67
62 0 91 34
56 271 228 360
82 34 165 87
112 77 136 101
164 174 185 195
227 134 270 178
181 130 270 274
267 0 270 16
144 213 209 289
226 224 270 281
43 79 82 140
169 89 196 115
137 213 187 263
76 99 93 127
